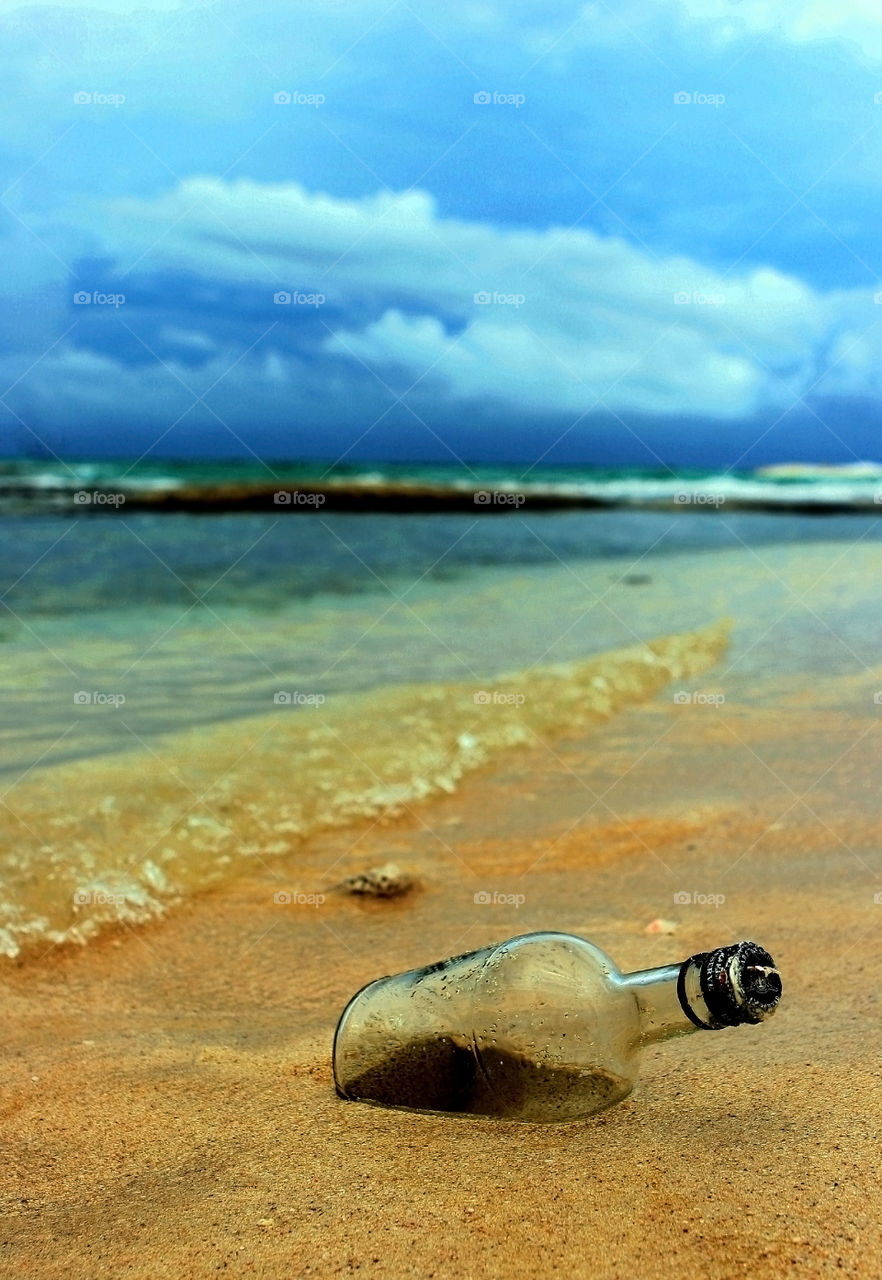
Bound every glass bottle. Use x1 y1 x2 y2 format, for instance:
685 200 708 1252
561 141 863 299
333 932 782 1122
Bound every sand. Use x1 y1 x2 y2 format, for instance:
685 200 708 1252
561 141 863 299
2 675 882 1278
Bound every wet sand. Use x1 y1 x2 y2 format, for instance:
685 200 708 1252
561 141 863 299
2 665 882 1278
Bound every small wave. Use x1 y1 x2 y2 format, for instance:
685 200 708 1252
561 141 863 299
0 621 729 960
3 458 882 513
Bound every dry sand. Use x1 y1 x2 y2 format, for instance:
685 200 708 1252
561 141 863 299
2 679 882 1278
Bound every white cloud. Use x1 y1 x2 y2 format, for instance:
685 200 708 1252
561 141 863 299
159 326 216 352
673 0 882 56
326 307 764 417
61 175 867 419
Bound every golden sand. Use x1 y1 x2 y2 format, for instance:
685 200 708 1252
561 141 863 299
2 662 881 1277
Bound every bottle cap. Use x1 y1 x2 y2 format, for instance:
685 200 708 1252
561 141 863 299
679 940 782 1029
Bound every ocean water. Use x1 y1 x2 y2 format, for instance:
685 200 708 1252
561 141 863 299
1 459 881 959
3 456 882 506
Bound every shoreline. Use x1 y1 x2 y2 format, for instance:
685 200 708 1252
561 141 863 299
4 478 882 515
0 622 730 962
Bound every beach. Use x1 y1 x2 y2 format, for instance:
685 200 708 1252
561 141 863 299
3 675 882 1277
2 508 882 1277
7 0 882 1268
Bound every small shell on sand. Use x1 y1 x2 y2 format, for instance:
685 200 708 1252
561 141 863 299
336 862 415 898
644 917 677 935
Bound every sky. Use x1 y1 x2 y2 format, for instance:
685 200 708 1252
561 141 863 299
3 0 882 466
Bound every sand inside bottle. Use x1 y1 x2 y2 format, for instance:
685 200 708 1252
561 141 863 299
339 1036 631 1121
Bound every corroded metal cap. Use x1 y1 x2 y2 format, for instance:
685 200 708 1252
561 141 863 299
678 940 782 1029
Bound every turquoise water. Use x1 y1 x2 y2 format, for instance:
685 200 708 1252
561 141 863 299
1 501 880 778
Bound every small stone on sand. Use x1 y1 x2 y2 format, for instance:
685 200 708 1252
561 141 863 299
337 862 414 898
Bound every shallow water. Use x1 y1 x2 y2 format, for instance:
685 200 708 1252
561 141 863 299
2 512 880 777
1 504 880 959
0 619 728 958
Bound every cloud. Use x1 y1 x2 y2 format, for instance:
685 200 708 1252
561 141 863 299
57 175 868 421
672 0 882 57
4 0 882 463
158 326 216 352
325 306 765 418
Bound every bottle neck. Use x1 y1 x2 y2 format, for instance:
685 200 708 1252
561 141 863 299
621 941 783 1045
620 962 700 1046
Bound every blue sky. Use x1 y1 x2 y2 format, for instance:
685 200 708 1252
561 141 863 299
3 0 882 466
